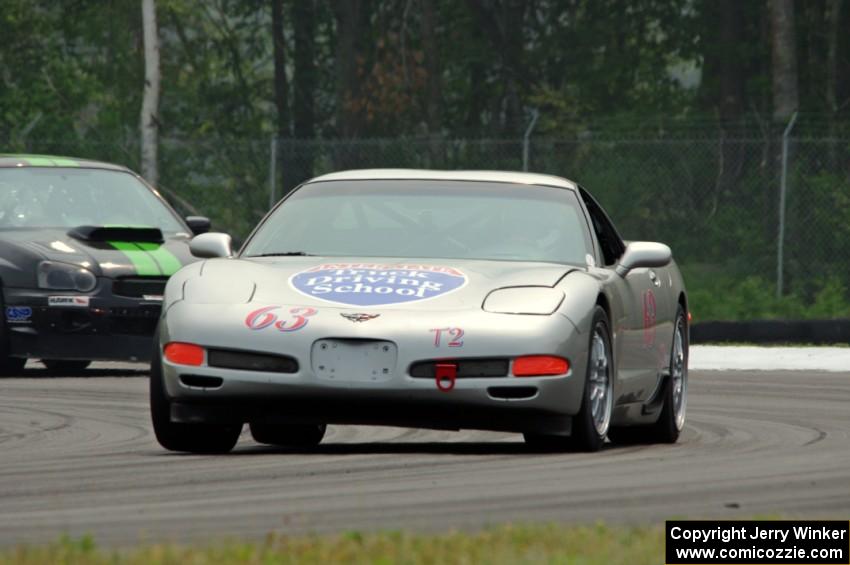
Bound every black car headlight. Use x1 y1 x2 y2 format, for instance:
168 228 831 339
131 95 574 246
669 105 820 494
37 261 98 292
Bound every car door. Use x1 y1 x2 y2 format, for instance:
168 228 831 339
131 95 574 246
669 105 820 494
578 187 663 404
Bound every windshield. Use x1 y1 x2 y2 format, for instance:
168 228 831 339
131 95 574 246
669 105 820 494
243 180 592 264
0 168 186 233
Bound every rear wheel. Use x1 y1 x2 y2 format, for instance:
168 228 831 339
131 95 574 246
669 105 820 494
249 421 326 447
42 359 91 374
150 350 241 454
650 305 688 443
609 305 688 445
524 306 612 452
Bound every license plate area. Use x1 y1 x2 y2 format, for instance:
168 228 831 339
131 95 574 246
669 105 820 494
311 339 397 382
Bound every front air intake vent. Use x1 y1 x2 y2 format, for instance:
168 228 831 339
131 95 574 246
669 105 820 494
409 358 509 378
488 386 538 400
180 375 223 388
207 348 298 373
113 277 168 298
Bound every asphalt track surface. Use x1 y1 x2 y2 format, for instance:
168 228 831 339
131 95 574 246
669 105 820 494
1 364 848 547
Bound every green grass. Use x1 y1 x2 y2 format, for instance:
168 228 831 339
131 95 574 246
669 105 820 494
0 524 665 565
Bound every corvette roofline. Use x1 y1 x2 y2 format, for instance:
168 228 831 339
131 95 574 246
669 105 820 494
303 177 579 193
304 169 579 190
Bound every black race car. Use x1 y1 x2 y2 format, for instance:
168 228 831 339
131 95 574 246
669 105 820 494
0 154 210 374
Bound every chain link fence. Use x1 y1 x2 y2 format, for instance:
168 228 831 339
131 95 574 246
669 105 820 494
17 133 850 320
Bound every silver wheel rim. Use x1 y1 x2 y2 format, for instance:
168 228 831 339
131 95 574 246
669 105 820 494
671 316 687 431
589 328 612 437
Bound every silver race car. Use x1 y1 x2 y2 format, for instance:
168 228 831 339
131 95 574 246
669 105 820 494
151 170 688 453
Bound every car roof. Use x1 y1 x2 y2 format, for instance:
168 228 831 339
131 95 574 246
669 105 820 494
306 169 579 190
0 154 130 172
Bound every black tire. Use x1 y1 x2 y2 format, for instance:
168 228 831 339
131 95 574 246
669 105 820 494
524 306 612 452
249 421 326 447
150 349 241 454
42 359 91 374
0 295 27 376
609 305 688 445
647 305 688 443
0 355 26 376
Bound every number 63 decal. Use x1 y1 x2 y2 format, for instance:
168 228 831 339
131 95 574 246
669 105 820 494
245 306 317 332
430 327 464 347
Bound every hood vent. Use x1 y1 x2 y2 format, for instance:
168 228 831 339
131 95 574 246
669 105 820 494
68 225 164 244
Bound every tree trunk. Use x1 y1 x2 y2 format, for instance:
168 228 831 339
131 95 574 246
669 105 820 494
140 0 160 186
767 0 799 292
332 0 366 139
464 18 486 133
272 0 290 139
466 0 527 135
825 0 844 167
768 0 799 123
717 0 744 124
271 0 292 196
293 0 316 184
332 0 369 168
420 0 442 165
715 0 745 200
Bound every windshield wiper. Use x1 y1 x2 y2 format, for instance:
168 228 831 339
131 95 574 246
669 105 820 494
246 251 315 257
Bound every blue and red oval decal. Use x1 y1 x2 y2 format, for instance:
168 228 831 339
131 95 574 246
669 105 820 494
290 263 467 307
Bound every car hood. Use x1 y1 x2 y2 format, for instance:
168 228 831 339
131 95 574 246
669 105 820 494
1 228 194 279
187 256 577 311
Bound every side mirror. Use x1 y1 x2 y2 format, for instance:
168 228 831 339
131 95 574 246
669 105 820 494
185 216 211 235
190 232 233 258
615 242 672 277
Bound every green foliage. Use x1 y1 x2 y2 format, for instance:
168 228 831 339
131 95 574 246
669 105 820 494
682 266 850 321
807 278 850 319
0 524 666 565
2 0 850 321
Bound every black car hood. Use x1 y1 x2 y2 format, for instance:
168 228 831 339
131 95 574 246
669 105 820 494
1 227 194 279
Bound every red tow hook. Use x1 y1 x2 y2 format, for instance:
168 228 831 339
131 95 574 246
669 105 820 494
435 363 457 392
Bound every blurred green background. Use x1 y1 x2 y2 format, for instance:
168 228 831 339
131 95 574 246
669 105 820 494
3 0 849 321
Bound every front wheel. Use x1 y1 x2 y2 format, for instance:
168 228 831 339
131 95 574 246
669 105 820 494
150 351 242 453
524 306 613 452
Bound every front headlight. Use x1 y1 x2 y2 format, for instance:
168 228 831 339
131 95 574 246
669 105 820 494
37 261 98 292
483 287 564 315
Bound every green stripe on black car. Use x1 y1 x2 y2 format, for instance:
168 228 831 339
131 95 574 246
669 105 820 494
136 242 183 276
109 241 183 276
17 155 81 167
109 241 162 276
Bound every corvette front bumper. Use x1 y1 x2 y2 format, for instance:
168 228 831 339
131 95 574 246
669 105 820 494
159 301 591 434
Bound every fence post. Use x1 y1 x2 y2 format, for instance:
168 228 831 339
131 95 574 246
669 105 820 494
269 136 278 209
776 111 798 298
522 108 539 172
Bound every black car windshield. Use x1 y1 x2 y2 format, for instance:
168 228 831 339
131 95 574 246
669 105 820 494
0 168 185 233
243 180 593 264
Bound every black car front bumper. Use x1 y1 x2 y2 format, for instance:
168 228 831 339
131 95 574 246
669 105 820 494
3 278 165 362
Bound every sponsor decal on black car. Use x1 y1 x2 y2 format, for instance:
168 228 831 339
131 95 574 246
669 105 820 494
5 306 32 323
48 296 90 307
